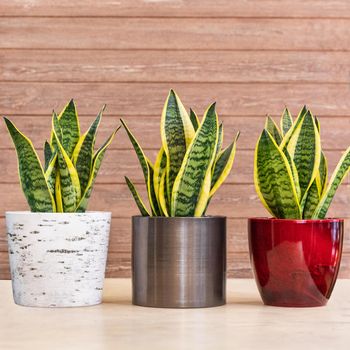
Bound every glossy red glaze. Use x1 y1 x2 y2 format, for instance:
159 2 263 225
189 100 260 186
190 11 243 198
248 218 343 307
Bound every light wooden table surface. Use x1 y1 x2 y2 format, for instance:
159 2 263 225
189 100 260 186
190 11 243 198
0 279 349 350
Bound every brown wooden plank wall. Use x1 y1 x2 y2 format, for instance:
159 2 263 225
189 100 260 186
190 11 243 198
1 0 350 279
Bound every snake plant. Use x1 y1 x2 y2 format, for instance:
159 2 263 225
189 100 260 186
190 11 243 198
254 106 350 219
122 89 240 217
4 99 119 212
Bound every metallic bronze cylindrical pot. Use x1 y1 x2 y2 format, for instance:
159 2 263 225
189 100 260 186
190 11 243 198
132 216 226 308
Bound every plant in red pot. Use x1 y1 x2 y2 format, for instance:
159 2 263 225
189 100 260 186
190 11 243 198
249 107 350 307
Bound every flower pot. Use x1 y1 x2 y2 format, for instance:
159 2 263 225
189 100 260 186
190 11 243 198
132 216 226 308
248 218 343 307
6 211 111 308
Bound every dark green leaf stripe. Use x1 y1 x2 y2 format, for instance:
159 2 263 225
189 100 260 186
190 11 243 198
312 146 350 219
171 103 218 217
56 99 80 158
76 128 118 212
189 108 200 131
287 111 321 202
161 90 195 205
280 107 293 136
265 116 282 145
44 141 53 172
303 180 320 219
53 115 81 212
74 111 102 194
4 118 55 212
254 130 301 219
125 176 150 216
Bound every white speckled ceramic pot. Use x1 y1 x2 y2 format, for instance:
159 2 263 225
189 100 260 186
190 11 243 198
6 211 111 308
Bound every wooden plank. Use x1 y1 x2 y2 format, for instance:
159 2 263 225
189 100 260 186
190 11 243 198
1 0 350 18
2 83 350 117
1 115 350 151
2 50 350 83
0 149 348 187
1 251 350 280
1 183 350 219
1 18 350 50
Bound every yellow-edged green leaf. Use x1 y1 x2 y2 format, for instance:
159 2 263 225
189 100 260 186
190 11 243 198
158 171 169 217
4 118 56 212
161 90 195 205
153 147 167 207
312 146 350 219
73 110 103 194
280 107 293 136
147 159 161 216
286 110 321 203
280 105 308 150
120 119 160 215
254 129 301 219
189 108 200 131
75 128 118 212
44 141 53 172
171 103 218 217
53 114 81 212
44 152 57 197
125 176 150 216
210 131 240 198
55 172 63 213
303 180 320 219
319 151 328 194
265 116 282 145
52 99 80 157
215 123 223 158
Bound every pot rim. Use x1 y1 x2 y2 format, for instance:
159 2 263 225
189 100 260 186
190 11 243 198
132 215 226 220
248 217 344 223
5 211 111 216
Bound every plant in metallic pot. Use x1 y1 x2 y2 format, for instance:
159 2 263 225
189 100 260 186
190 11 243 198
249 106 350 307
122 90 239 308
4 100 118 307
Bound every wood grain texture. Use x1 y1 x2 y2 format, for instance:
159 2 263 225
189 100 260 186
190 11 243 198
2 50 350 83
2 83 350 117
1 18 350 50
1 0 350 18
1 1 350 279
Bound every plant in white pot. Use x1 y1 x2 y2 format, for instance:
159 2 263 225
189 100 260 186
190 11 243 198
122 90 239 308
4 100 119 307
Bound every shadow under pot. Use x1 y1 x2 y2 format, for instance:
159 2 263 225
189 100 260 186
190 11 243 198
248 218 343 307
6 211 111 308
132 216 226 308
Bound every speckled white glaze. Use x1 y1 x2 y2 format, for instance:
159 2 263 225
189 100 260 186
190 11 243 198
6 211 111 308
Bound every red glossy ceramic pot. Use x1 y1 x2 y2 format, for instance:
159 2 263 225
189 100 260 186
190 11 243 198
248 218 343 307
